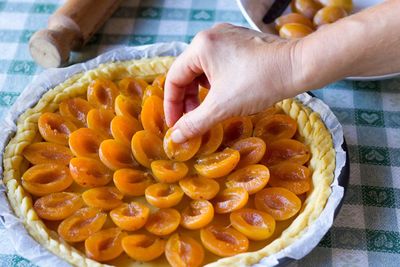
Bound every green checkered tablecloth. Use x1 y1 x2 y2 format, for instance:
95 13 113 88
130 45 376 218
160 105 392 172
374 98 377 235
1 0 400 266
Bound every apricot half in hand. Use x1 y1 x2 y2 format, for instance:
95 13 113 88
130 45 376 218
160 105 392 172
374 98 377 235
179 176 220 200
255 187 302 221
317 0 353 13
85 228 127 262
69 128 104 158
58 207 107 242
313 6 347 27
262 139 311 166
151 160 188 183
99 139 137 170
163 128 201 162
110 202 150 231
145 208 181 236
110 115 142 146
194 148 240 178
222 116 253 146
166 233 205 267
82 186 124 210
113 169 154 196
145 183 184 208
181 199 214 230
213 187 249 214
230 208 276 240
231 137 266 168
119 77 148 97
279 23 313 39
226 164 270 195
141 96 167 138
254 114 297 143
22 163 73 196
38 112 77 145
122 234 166 262
292 0 323 18
197 123 224 156
23 142 73 165
59 97 92 127
34 192 83 221
131 130 166 168
87 108 115 139
268 162 311 194
69 157 113 187
275 13 314 31
87 78 119 110
200 224 249 257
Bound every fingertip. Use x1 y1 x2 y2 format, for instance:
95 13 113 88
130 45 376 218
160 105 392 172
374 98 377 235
171 129 186 143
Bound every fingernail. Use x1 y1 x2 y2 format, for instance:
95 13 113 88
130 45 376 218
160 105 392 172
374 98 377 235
171 129 186 143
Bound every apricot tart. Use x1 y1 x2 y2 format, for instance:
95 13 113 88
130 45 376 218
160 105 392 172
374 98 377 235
2 57 335 267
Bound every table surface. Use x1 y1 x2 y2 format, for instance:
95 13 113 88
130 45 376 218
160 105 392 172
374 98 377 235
1 0 400 266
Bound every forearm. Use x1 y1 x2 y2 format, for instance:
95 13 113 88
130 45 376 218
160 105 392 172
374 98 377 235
297 0 400 90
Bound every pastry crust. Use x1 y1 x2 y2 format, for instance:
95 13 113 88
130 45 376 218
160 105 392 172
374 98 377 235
2 56 335 267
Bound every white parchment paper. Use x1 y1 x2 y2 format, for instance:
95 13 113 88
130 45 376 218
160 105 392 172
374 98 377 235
0 42 346 267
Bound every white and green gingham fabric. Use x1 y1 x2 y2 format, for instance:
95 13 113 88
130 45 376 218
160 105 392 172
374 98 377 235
1 0 400 266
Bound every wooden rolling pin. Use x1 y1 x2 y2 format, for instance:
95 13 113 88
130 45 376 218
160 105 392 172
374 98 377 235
29 0 122 68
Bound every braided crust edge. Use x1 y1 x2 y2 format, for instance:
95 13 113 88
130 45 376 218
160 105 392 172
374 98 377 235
3 57 335 267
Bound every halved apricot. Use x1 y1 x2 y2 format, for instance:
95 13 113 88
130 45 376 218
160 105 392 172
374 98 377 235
152 74 166 88
69 157 113 187
85 228 127 262
145 183 184 208
255 187 302 221
23 142 73 165
142 85 164 105
231 137 266 168
22 163 73 196
141 96 167 138
151 160 188 183
59 97 92 127
163 128 201 161
197 123 223 156
119 77 148 97
33 192 83 221
226 165 270 195
87 78 119 109
254 114 297 143
69 128 104 158
166 233 205 267
250 106 283 125
115 94 142 120
261 139 311 166
181 200 214 230
110 115 142 146
230 208 276 240
58 207 107 242
194 148 240 178
110 202 150 231
198 86 209 103
200 225 249 257
82 187 124 210
145 208 181 236
113 169 154 196
268 162 311 195
213 187 249 214
131 130 166 168
179 176 220 200
122 234 166 262
99 139 137 170
38 112 77 145
87 108 115 139
222 116 253 146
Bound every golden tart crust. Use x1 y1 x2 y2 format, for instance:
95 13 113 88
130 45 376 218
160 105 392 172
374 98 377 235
2 57 335 267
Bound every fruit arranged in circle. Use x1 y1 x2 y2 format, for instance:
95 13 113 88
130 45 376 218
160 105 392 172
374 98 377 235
22 163 73 196
110 202 150 231
194 148 240 178
141 95 167 137
118 77 148 97
255 187 302 221
226 164 270 195
250 106 283 125
213 187 249 214
165 233 205 267
82 186 124 210
34 192 83 221
115 94 142 120
313 6 347 27
253 114 298 143
69 157 113 187
122 234 166 262
113 169 154 196
269 162 312 194
151 160 189 183
145 183 184 208
23 142 74 165
179 176 220 200
87 78 119 109
181 200 214 229
131 130 166 168
230 208 276 240
231 137 266 168
275 13 314 31
58 207 107 242
87 108 115 138
222 116 253 146
85 228 127 262
99 139 137 170
262 139 311 166
200 224 249 257
145 208 181 236
197 123 224 156
279 23 313 39
142 85 164 105
163 128 202 161
38 113 77 145
69 128 104 158
59 97 92 127
110 115 142 146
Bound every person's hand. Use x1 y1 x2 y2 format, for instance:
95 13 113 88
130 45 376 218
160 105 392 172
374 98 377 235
164 23 306 143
